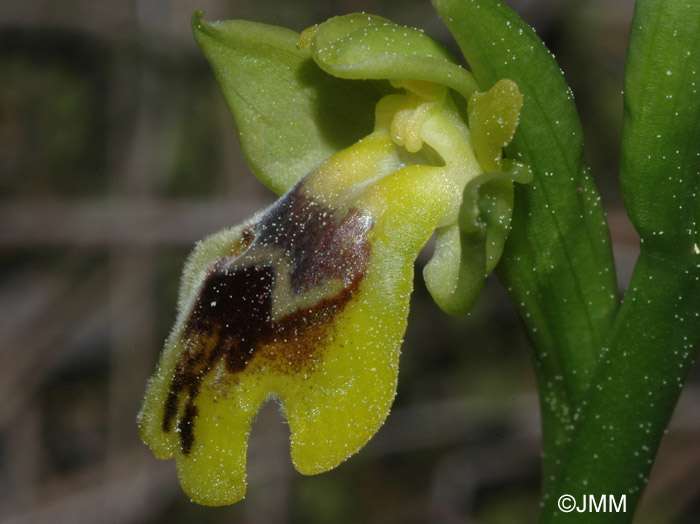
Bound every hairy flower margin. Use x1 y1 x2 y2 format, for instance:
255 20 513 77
138 11 531 506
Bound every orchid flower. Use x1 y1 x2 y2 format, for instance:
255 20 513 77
138 11 530 506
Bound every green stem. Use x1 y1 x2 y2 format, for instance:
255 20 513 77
539 250 700 523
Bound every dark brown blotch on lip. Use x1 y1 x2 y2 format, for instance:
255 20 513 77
257 187 372 292
163 186 372 454
162 264 274 440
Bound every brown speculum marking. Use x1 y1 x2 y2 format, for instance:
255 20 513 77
163 186 372 454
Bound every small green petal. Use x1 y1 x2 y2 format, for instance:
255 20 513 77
468 78 523 172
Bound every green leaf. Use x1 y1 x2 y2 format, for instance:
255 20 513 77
620 0 700 257
192 11 387 195
540 2 700 521
432 0 619 479
540 252 700 524
306 13 478 101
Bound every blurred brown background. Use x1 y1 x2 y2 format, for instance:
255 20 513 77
1 0 698 522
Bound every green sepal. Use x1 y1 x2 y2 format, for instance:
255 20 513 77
305 13 478 101
192 11 388 195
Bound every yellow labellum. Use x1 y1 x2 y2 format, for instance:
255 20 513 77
139 71 526 505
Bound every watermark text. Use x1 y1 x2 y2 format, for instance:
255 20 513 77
557 494 627 513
